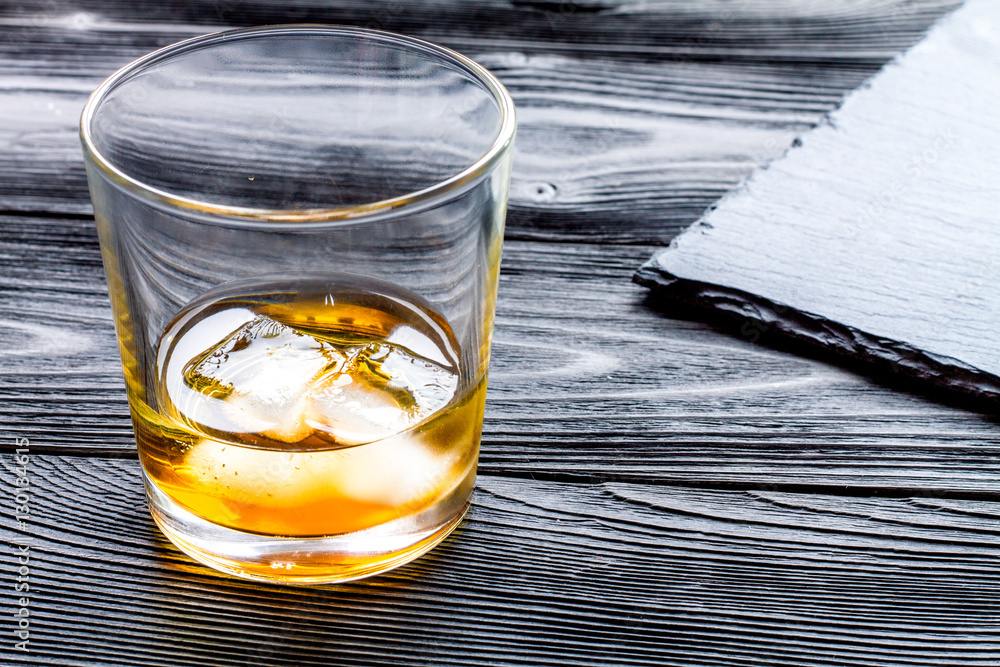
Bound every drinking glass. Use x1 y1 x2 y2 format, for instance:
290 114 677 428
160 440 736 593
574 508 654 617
79 25 515 583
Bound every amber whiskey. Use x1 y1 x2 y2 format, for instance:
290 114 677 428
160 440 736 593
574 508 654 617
134 277 483 548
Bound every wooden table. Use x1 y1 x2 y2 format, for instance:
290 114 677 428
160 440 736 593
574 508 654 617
4 2 999 665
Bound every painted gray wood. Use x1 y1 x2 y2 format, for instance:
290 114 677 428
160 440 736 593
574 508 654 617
0 0 962 64
0 1 959 242
5 214 1000 493
638 0 1000 407
2 1 996 666
4 455 1000 666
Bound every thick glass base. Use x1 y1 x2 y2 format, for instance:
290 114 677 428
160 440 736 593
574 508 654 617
144 473 471 584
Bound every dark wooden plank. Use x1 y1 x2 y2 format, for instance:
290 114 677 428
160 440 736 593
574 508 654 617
0 50 824 241
637 0 1000 406
0 2 958 241
0 43 853 243
3 213 1000 492
4 455 1000 666
1 0 962 64
1 4 991 667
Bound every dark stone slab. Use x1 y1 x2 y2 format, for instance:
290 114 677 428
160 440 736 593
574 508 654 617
637 0 1000 411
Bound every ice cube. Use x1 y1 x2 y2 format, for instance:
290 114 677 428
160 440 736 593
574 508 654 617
323 430 459 508
386 324 454 368
164 313 347 444
306 341 459 447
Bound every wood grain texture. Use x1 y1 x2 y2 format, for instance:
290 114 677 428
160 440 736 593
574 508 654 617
0 0 963 63
0 1 959 241
2 2 994 665
638 0 1000 406
3 214 1000 493
4 455 1000 666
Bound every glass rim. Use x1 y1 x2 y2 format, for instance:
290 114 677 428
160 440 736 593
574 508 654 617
79 24 516 226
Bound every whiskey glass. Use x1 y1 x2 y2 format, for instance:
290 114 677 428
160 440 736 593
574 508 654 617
80 25 515 583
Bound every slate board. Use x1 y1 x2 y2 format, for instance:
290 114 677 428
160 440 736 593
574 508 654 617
636 0 1000 410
